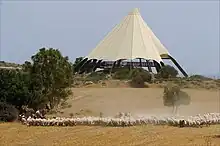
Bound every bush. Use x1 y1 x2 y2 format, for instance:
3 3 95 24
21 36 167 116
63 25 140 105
130 74 145 88
113 68 131 80
0 102 18 122
158 65 178 79
85 72 107 83
130 68 152 83
188 74 211 81
0 69 34 110
113 68 152 82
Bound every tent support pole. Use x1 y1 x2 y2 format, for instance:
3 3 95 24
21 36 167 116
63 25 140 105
78 59 90 74
167 55 188 77
146 60 152 72
139 58 142 67
110 61 116 75
91 59 98 72
130 60 133 71
153 60 161 73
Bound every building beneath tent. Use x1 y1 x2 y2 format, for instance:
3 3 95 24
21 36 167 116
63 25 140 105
76 8 188 77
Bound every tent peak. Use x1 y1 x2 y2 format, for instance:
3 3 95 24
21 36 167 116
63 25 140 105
129 8 140 15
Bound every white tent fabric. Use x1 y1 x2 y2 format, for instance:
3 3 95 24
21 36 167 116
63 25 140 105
86 8 170 62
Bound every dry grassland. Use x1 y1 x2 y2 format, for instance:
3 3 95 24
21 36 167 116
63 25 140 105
0 123 220 146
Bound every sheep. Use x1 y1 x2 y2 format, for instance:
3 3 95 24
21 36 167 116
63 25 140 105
21 112 220 128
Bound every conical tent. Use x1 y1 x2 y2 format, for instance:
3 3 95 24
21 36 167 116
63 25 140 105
87 8 168 62
84 8 188 77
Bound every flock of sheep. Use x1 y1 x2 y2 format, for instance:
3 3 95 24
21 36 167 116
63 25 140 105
21 112 220 128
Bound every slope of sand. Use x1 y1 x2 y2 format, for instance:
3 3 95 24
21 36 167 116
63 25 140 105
58 88 220 117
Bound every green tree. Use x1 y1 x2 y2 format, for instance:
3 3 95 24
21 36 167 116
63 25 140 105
0 69 30 110
24 48 73 109
0 68 46 111
163 83 190 115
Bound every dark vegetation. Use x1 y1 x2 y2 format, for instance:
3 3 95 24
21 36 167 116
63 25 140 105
0 50 217 122
0 102 18 122
0 48 73 122
0 61 22 67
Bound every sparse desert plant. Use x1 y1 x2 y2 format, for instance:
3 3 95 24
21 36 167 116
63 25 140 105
158 65 178 79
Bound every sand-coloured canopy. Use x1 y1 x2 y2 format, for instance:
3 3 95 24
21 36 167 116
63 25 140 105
87 8 170 62
84 8 188 77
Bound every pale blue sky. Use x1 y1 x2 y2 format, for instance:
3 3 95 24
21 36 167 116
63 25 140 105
0 1 219 76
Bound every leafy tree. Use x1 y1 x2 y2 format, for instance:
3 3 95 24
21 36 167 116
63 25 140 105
158 65 178 79
0 69 30 110
24 48 73 109
0 68 46 111
0 48 73 113
163 83 190 115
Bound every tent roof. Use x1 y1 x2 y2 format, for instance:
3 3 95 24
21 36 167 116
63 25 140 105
86 8 170 62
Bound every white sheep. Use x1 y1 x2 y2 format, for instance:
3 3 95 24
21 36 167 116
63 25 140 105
21 112 220 128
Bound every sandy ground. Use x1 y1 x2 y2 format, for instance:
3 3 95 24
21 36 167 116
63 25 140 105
0 123 220 146
58 88 220 117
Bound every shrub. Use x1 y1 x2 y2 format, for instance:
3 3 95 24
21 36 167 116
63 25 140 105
188 74 211 81
113 68 130 80
0 102 18 122
113 68 152 82
0 69 34 110
85 72 107 83
158 65 178 79
130 68 152 82
130 74 145 88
